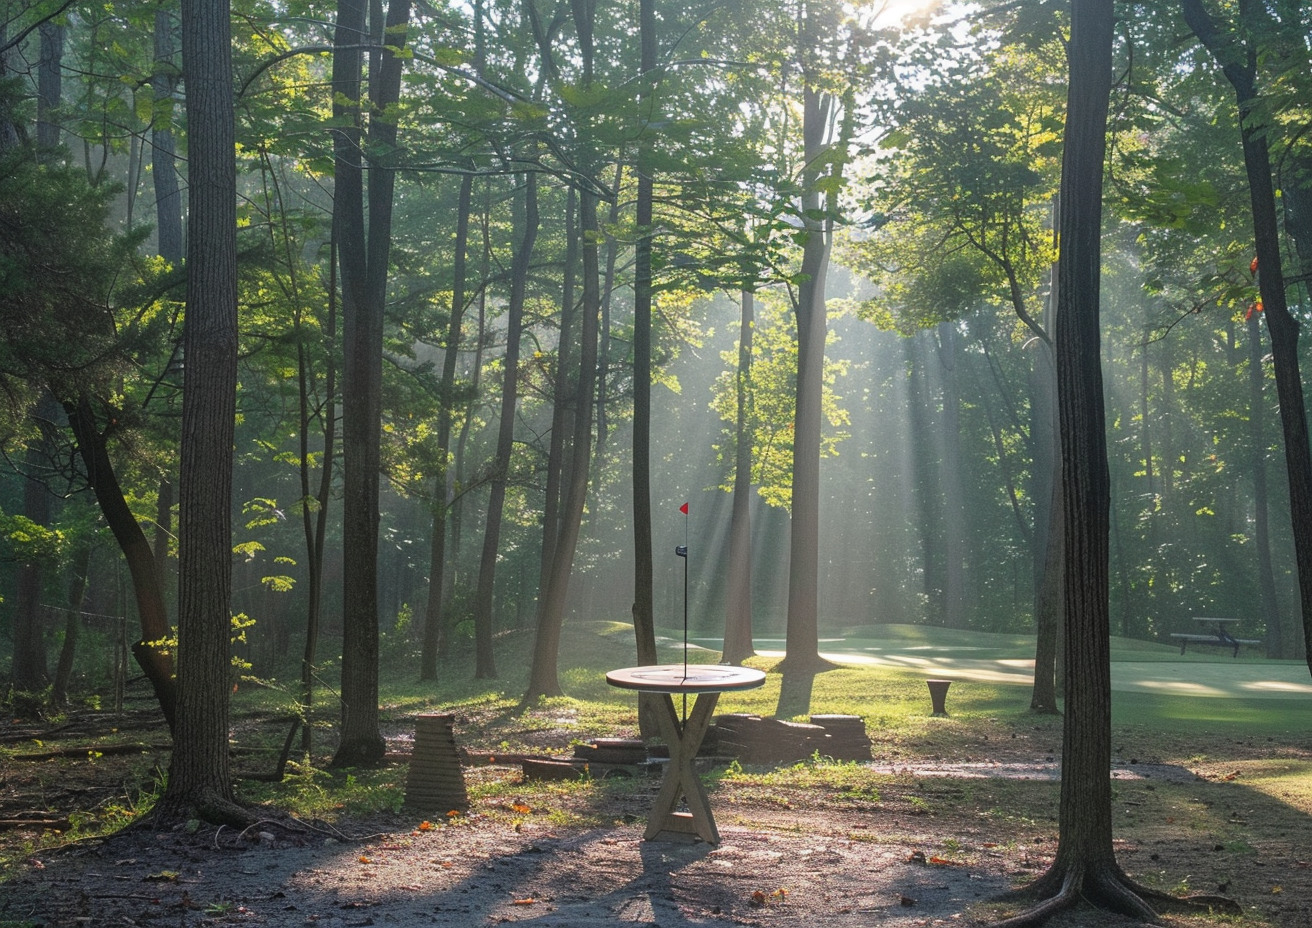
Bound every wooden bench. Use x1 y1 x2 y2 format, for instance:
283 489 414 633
1170 617 1261 657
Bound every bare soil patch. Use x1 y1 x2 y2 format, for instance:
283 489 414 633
1 708 1310 928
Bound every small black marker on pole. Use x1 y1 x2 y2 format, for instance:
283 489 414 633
676 502 689 720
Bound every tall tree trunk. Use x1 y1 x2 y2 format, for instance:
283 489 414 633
152 7 183 266
1182 0 1312 676
51 538 91 707
936 322 966 628
595 161 624 465
1247 311 1283 657
472 173 538 680
443 195 492 654
722 289 756 665
299 236 338 756
64 393 177 728
631 0 658 678
1029 336 1060 712
421 0 483 679
526 180 601 701
539 189 577 603
151 8 182 617
160 0 242 824
527 0 601 699
991 4 1208 922
782 84 835 673
905 334 944 622
13 441 52 694
421 170 474 681
333 0 411 767
36 20 62 152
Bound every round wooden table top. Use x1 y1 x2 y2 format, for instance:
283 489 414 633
606 663 766 695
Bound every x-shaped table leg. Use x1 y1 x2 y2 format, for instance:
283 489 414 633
645 690 721 843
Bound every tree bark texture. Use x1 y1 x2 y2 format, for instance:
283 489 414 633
152 7 183 266
722 289 756 665
526 184 601 701
36 21 62 152
1247 311 1283 657
1029 340 1060 713
936 322 966 628
472 173 538 680
783 85 833 671
631 0 658 678
538 188 576 614
299 235 338 755
333 0 411 766
991 2 1161 923
421 171 474 680
162 0 241 823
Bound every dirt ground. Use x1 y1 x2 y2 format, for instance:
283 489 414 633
2 709 1311 928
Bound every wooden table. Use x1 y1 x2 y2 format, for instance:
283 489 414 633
606 664 765 843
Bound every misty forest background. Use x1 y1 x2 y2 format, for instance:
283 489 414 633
2 0 1310 728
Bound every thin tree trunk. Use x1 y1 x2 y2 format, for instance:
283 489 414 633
1029 338 1060 712
936 322 966 629
51 540 91 707
906 335 944 622
526 180 601 701
152 7 183 267
13 442 51 693
421 170 474 681
36 21 62 152
299 235 338 756
1247 311 1283 657
631 0 658 677
472 173 538 680
596 161 624 464
64 394 177 729
723 289 756 664
540 189 577 600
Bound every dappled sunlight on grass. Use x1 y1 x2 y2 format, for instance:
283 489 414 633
1224 760 1312 815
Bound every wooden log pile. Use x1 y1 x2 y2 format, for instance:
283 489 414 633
711 713 871 764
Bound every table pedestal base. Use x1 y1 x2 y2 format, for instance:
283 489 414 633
646 690 721 844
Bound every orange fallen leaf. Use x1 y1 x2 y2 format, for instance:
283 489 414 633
983 843 999 848
771 888 789 901
511 803 531 814
750 890 768 907
358 856 371 864
512 897 538 906
417 821 433 832
928 856 957 865
446 810 461 818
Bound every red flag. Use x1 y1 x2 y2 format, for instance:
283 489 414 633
680 502 689 514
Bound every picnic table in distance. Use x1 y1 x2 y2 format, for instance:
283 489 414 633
1169 617 1261 657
